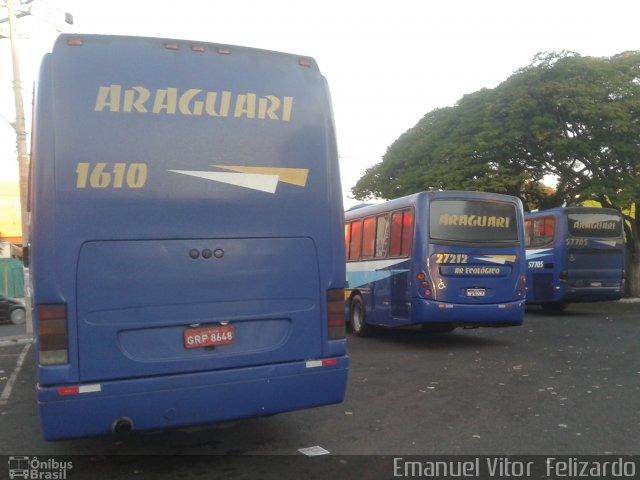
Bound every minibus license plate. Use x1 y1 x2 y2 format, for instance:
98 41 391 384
184 325 235 349
466 288 486 297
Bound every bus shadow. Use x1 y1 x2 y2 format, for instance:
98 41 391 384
349 326 510 349
524 305 589 318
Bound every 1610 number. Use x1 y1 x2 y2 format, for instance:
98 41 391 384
76 162 148 189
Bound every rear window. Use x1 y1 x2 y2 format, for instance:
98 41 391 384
567 212 622 238
429 200 519 243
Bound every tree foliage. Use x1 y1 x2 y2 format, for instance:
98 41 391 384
352 51 640 295
352 50 640 212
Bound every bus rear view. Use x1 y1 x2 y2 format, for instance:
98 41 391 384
29 34 347 440
345 191 526 335
421 192 526 327
525 206 625 310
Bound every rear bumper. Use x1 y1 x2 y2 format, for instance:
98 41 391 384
411 298 525 326
563 286 624 303
526 284 624 305
37 356 348 441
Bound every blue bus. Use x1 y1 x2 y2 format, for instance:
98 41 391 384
28 34 347 440
524 206 625 311
344 191 526 335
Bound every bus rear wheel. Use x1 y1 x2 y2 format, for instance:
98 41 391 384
349 295 369 337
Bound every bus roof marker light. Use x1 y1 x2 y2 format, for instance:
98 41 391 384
191 45 206 53
67 39 83 47
217 47 231 55
164 42 180 50
299 58 312 68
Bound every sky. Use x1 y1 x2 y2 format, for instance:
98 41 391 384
1 0 639 208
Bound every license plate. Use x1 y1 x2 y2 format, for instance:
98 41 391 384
184 325 235 349
466 288 486 297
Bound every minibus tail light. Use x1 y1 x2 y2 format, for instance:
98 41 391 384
327 289 346 340
417 272 431 297
517 275 526 298
38 304 69 365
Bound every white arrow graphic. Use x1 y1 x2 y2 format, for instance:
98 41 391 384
169 170 280 193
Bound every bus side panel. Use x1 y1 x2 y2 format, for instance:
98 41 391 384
346 258 411 327
525 247 557 304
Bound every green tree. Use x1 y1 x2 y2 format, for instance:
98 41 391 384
352 51 640 295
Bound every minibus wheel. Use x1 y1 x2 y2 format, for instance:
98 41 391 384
350 295 369 337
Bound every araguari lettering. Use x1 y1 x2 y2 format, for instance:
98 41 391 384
95 85 293 121
439 214 511 228
572 220 617 230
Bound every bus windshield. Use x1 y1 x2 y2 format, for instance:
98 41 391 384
566 211 623 238
429 199 519 243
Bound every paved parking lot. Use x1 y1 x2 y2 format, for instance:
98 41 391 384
0 301 638 478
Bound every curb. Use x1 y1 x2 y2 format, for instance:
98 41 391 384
0 335 34 347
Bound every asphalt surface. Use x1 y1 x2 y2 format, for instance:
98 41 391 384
0 300 638 479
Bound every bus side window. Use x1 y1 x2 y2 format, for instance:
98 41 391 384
532 216 555 247
344 223 351 259
375 214 390 258
389 212 403 257
349 220 362 260
524 219 532 248
400 209 413 257
362 217 376 258
390 208 413 257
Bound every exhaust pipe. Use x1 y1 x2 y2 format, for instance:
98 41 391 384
112 417 134 435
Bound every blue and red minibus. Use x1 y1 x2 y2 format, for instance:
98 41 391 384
525 206 625 311
344 191 526 335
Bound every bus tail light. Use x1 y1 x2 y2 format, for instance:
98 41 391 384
417 272 432 297
37 304 69 365
327 289 346 340
517 275 526 298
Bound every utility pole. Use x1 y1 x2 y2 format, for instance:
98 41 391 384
6 0 32 335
